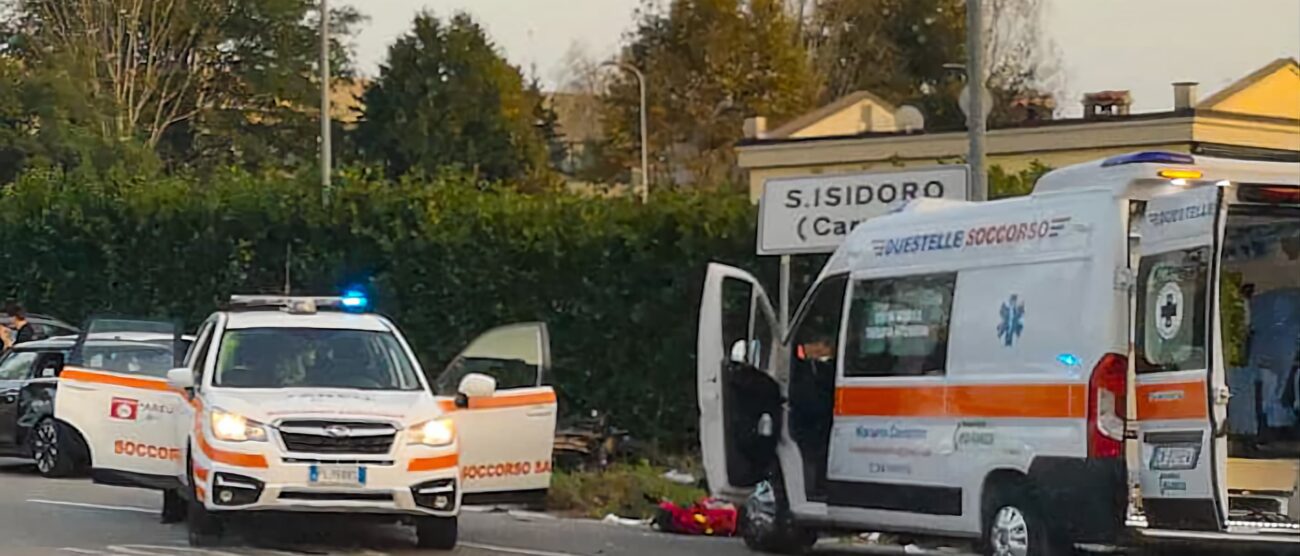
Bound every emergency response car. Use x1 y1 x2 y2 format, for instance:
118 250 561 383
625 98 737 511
699 152 1299 555
54 294 557 549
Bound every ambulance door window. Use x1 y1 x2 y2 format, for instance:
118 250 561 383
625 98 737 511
1135 247 1210 374
844 273 956 378
787 274 848 503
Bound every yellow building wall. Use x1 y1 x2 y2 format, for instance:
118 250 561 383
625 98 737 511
1205 65 1300 120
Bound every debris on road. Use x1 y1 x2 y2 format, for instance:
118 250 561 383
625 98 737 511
660 469 696 485
652 498 738 537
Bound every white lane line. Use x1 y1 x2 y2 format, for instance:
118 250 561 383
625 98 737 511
28 499 156 514
459 541 580 556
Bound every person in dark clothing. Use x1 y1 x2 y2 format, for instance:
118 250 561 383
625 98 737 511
1 303 36 349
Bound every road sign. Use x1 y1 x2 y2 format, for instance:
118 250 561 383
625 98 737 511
757 165 969 255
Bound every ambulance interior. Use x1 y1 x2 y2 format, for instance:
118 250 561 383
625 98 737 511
1220 204 1300 525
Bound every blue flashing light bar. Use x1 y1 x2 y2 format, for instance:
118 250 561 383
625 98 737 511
340 290 369 311
1100 151 1196 168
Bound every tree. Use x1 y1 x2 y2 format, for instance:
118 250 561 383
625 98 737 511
804 0 1060 128
2 0 361 173
353 12 552 189
603 0 817 188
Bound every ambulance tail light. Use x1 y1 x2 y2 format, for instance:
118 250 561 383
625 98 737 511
1088 353 1127 459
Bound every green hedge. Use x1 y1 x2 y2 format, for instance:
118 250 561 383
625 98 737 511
0 168 778 453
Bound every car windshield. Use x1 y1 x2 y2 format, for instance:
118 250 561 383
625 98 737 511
213 328 422 391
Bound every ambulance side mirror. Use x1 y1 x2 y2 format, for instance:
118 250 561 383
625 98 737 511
166 367 195 390
456 373 497 408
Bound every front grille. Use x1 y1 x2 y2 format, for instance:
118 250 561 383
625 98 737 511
277 420 397 455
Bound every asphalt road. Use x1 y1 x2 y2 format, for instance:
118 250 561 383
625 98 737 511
0 459 976 556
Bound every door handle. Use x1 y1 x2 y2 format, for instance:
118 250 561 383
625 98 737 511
526 407 555 418
1 394 15 404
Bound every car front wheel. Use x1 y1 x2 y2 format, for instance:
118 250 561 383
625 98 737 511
415 516 458 549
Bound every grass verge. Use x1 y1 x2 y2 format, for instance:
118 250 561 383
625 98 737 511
546 463 708 519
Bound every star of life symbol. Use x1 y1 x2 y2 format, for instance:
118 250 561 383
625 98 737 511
997 294 1025 347
1156 282 1184 340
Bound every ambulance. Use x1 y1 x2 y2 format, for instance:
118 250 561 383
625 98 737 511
699 151 1300 555
53 294 557 548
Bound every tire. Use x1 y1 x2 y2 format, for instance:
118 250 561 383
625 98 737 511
981 483 1066 556
31 418 77 478
741 478 817 554
186 458 223 547
415 516 458 550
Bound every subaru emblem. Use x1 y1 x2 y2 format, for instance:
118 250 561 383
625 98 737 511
324 425 350 438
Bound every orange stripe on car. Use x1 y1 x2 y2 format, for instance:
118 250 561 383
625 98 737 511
836 383 1087 419
193 463 210 482
437 390 557 412
60 368 178 393
195 484 207 502
196 434 268 469
1137 380 1208 420
408 454 459 472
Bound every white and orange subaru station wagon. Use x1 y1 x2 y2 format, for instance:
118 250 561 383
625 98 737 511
54 294 557 549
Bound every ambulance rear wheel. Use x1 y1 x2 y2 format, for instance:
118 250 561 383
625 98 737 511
981 485 1064 556
415 516 458 549
741 478 817 554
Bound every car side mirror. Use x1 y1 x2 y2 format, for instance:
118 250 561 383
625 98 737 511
456 373 497 408
166 367 195 390
730 339 747 364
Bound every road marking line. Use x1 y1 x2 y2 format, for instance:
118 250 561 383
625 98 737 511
59 550 105 555
28 499 155 514
460 542 579 556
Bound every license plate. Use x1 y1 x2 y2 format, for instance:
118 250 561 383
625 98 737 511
1151 444 1200 470
309 465 367 486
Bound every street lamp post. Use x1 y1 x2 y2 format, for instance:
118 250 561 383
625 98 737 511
320 0 332 205
603 61 649 203
965 0 987 201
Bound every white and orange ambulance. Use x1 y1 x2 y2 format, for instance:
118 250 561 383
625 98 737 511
54 294 558 548
700 151 1300 555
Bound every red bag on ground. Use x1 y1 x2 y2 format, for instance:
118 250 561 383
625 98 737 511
654 497 738 536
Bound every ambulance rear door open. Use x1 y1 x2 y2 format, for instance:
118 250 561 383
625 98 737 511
54 317 189 490
698 263 784 503
1133 185 1230 531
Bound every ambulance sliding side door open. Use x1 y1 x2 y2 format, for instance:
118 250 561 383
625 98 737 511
434 323 556 507
1133 185 1229 531
54 318 189 490
698 263 784 503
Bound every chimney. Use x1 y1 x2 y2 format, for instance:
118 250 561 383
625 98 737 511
743 116 767 140
1082 90 1132 120
1173 82 1199 111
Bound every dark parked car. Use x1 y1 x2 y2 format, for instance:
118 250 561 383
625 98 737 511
0 313 80 343
0 333 193 477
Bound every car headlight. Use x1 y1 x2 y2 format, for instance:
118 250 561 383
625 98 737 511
210 410 268 442
411 418 455 447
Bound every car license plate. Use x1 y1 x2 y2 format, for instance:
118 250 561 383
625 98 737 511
1151 444 1199 470
309 465 366 487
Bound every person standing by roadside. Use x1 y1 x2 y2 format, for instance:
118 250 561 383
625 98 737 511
1 303 36 349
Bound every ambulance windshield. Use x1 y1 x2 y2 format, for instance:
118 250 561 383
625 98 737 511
212 328 423 391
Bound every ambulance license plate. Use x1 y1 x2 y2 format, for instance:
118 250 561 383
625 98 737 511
309 465 366 486
1150 445 1199 470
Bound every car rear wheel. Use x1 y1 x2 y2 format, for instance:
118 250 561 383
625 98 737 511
415 516 458 549
31 418 77 478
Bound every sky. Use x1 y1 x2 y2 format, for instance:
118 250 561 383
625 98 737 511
338 0 1300 116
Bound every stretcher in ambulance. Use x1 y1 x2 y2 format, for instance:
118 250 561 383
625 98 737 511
53 294 557 549
698 151 1300 555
